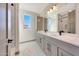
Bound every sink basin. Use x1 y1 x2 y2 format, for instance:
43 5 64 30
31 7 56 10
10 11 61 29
45 32 60 37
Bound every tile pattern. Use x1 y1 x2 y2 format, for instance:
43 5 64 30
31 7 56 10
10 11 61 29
18 41 45 56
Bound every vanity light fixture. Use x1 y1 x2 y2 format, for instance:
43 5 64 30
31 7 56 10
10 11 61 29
50 8 53 12
47 5 57 14
53 5 57 11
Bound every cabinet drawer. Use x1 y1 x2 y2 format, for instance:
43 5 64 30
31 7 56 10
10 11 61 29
58 48 73 56
45 39 58 56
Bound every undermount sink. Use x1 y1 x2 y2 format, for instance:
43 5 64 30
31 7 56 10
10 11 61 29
45 32 60 37
39 31 78 40
46 32 72 39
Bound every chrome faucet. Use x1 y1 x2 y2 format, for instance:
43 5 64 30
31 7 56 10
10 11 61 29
59 30 64 36
44 29 48 32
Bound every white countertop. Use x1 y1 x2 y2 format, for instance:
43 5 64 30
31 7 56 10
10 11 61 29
38 31 79 48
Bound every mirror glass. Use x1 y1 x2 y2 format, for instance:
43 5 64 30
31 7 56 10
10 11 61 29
58 10 75 33
47 9 58 32
45 3 76 34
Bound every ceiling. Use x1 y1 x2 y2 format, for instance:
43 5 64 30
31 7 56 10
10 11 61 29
19 3 77 16
19 3 49 14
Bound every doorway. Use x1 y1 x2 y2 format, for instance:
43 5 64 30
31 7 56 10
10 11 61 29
19 10 37 43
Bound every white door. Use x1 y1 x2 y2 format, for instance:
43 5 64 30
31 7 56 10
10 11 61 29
8 3 19 56
8 3 15 56
0 3 8 56
0 3 19 56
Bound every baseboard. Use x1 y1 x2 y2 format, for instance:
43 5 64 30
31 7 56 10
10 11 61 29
19 39 36 44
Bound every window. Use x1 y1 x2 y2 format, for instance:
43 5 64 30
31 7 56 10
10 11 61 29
24 15 30 29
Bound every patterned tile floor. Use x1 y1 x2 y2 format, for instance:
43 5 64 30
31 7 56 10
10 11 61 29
18 41 45 56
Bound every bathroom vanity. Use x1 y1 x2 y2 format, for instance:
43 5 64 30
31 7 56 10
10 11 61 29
36 31 79 56
36 3 79 56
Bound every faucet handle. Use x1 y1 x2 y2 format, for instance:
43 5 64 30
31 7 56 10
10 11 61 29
59 30 64 36
44 29 48 32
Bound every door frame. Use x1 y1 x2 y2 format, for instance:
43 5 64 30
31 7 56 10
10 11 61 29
6 3 19 56
6 3 8 56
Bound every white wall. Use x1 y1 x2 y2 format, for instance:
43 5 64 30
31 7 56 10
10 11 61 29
19 9 39 42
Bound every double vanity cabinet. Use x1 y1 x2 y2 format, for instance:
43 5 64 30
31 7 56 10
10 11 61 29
36 31 79 56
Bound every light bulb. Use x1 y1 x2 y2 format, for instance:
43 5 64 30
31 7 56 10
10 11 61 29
53 5 57 11
47 11 50 14
50 9 53 12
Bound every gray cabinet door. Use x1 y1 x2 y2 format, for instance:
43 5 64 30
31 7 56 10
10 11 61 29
36 33 42 46
36 33 43 48
45 38 57 56
42 37 46 51
58 48 73 56
0 3 7 56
